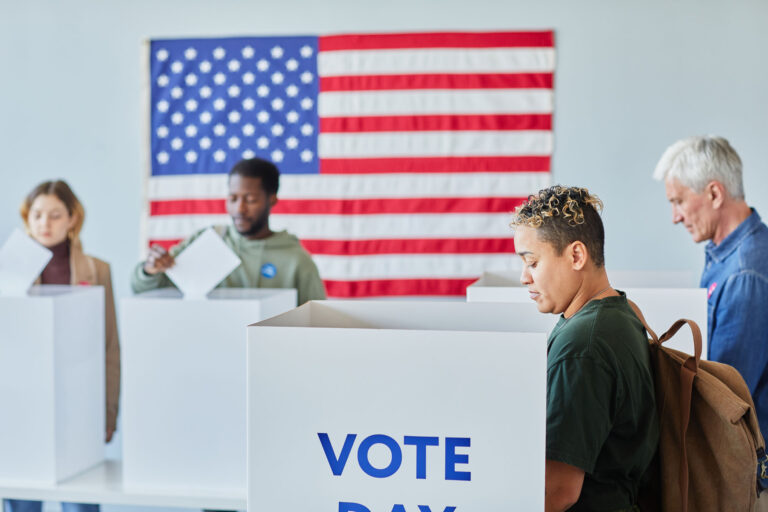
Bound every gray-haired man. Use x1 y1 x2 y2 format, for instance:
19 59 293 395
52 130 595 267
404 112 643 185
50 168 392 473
654 136 768 448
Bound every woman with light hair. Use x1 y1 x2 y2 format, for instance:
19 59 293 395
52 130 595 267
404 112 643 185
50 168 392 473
4 180 120 512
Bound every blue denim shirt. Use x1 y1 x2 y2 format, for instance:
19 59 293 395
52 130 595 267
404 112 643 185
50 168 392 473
701 209 768 441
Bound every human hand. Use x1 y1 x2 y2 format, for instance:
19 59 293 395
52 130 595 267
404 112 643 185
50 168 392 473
143 245 175 275
106 427 115 443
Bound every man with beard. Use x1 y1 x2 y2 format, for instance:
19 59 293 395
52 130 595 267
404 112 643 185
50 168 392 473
131 158 325 304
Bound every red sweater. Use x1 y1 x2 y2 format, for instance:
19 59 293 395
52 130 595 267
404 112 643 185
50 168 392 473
40 240 71 284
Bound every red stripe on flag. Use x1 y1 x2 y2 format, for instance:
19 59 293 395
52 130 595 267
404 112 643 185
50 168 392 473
274 197 526 215
148 239 182 251
319 156 550 174
319 31 554 51
151 199 225 216
301 238 515 255
323 278 476 297
150 197 525 216
320 114 551 133
149 237 516 256
319 73 553 92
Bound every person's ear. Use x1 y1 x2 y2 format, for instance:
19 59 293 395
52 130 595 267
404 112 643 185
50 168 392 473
268 194 278 208
707 180 726 209
569 241 588 271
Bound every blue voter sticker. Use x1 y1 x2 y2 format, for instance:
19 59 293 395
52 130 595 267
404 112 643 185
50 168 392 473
261 263 277 279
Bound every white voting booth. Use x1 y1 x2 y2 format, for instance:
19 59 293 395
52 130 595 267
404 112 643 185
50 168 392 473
467 270 708 358
248 300 552 511
120 287 296 494
0 285 105 485
467 270 699 301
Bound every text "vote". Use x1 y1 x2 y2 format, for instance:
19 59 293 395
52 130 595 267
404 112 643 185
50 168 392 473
318 433 471 481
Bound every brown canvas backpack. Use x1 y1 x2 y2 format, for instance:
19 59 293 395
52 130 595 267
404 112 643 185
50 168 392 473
629 302 767 512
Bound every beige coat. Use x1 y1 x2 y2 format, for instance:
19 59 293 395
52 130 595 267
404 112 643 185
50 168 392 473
36 240 121 433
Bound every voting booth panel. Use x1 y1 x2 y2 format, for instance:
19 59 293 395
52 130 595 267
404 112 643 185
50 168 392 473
121 288 296 494
466 270 699 302
248 301 549 511
620 288 708 357
0 286 105 485
606 270 698 288
466 271 708 359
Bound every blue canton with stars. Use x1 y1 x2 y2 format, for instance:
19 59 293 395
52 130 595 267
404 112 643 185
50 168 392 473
150 36 319 176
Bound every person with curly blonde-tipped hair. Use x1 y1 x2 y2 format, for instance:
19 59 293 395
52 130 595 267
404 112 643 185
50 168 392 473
511 185 658 512
5 180 120 512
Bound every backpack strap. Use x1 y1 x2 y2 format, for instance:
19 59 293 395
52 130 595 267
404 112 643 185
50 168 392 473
627 300 703 512
664 320 702 512
626 299 659 343
659 319 703 365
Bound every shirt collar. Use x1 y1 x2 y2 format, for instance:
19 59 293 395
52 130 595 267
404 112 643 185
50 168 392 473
705 208 761 263
229 224 281 247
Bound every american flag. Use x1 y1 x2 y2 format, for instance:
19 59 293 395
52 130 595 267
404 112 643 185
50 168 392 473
145 31 554 298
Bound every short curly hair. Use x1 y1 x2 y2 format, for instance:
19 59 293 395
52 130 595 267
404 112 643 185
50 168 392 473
511 185 606 267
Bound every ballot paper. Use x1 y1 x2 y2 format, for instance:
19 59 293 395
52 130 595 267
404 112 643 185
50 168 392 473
0 228 53 296
165 227 242 299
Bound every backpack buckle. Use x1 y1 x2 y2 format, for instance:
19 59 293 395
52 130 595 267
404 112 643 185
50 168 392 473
757 447 768 495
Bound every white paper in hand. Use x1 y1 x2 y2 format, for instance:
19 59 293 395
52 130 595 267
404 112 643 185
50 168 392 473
0 228 53 296
165 227 242 299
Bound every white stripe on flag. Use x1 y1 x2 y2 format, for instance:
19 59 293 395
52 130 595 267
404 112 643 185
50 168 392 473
318 131 552 158
148 215 230 240
270 213 515 239
148 174 228 200
318 48 556 76
148 172 551 200
313 253 521 280
147 213 517 241
318 89 553 117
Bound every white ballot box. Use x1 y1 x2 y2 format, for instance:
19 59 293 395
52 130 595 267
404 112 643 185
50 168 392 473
467 271 708 359
120 287 297 494
248 301 550 511
0 285 105 485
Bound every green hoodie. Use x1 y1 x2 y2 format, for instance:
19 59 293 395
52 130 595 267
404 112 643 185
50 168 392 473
131 226 326 305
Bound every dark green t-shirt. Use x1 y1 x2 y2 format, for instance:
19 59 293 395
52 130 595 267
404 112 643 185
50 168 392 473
547 293 658 511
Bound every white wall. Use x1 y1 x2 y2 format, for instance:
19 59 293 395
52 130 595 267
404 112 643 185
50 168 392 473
0 0 766 510
2 0 767 300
